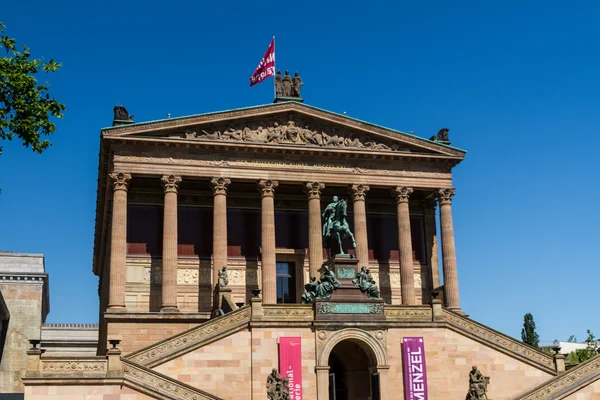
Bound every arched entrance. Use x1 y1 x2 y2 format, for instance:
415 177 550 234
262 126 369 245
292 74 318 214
328 339 378 400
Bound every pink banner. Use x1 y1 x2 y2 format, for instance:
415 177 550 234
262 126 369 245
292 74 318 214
279 337 303 400
402 337 428 400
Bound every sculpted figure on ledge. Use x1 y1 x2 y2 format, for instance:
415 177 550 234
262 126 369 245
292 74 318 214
352 266 381 299
466 366 489 400
301 264 342 303
217 266 228 289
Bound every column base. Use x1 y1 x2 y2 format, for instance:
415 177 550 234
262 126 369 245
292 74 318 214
106 306 126 313
160 306 180 313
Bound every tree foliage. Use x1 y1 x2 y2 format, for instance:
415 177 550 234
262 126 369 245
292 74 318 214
521 313 540 347
0 22 65 156
567 330 598 365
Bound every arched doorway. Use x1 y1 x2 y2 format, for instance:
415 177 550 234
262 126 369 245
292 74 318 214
328 339 378 400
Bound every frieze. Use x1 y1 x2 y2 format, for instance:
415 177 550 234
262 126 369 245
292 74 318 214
41 360 107 373
126 307 251 366
384 306 432 321
443 310 555 372
262 305 314 320
123 360 219 400
139 267 211 285
113 155 452 180
515 356 600 400
183 118 410 153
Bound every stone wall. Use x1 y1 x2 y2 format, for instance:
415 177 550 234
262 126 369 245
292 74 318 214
106 321 200 354
25 384 153 400
0 252 48 393
563 379 600 399
386 328 553 400
154 330 252 399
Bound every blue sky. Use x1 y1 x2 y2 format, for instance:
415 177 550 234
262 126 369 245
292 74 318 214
1 0 598 343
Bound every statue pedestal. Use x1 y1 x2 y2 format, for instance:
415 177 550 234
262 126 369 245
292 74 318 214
212 287 236 317
273 96 304 103
315 255 385 321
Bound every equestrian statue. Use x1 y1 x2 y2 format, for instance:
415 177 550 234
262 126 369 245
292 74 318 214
322 196 356 258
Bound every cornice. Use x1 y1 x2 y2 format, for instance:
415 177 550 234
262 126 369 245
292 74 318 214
101 102 466 157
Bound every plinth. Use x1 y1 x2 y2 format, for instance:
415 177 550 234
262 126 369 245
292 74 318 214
315 255 385 321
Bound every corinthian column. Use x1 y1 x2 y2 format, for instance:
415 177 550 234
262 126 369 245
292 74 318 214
257 179 278 304
107 172 131 312
210 177 231 298
348 184 370 266
160 175 181 312
304 182 325 278
392 186 416 305
436 188 460 310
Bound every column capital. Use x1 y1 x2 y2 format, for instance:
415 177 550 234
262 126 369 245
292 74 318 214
210 177 231 196
110 172 132 192
257 179 279 197
304 182 325 200
392 186 413 204
348 184 370 201
161 175 182 194
436 188 456 205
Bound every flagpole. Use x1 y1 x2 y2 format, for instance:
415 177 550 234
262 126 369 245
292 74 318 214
272 36 276 100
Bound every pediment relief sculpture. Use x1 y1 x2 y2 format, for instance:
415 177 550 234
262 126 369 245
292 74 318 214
182 117 416 153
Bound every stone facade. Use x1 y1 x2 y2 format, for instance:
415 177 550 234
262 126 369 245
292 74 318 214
20 102 600 399
0 252 49 393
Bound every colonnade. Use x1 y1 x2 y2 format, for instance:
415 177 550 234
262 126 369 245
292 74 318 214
106 174 461 312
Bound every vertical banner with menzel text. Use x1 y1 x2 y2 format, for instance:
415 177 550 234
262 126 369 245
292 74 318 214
402 337 428 400
279 337 303 400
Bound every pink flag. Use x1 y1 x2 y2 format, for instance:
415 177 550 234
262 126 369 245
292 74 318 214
250 38 275 87
279 337 303 400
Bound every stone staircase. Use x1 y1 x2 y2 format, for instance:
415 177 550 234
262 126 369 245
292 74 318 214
510 355 600 400
442 309 557 375
125 306 251 368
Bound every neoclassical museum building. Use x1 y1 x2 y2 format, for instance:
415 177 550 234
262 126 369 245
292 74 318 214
22 99 600 399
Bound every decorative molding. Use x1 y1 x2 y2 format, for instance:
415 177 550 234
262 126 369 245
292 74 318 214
262 305 314 321
257 179 278 197
41 359 107 373
513 355 600 400
392 186 413 204
113 155 453 180
304 182 325 200
110 172 132 192
161 175 182 194
209 177 231 196
414 272 422 289
348 184 370 201
123 360 220 400
125 306 251 367
436 188 456 206
389 272 401 287
443 310 556 373
384 306 432 321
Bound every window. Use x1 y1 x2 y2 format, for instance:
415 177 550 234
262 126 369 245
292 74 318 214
276 262 296 304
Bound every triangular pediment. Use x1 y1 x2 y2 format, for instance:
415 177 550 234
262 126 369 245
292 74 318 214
102 102 465 158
